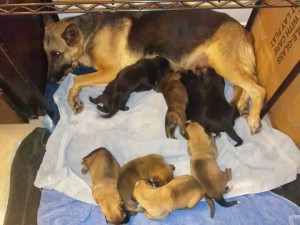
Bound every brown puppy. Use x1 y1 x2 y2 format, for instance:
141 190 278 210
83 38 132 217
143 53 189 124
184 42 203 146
133 175 214 219
186 121 239 208
81 148 129 224
117 154 175 214
158 71 188 139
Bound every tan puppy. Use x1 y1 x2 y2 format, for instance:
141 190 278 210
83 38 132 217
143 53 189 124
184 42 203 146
81 148 129 224
117 154 175 214
158 71 188 139
186 121 239 209
133 175 214 219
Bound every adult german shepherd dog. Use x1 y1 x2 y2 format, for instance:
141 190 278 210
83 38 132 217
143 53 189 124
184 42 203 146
43 11 265 133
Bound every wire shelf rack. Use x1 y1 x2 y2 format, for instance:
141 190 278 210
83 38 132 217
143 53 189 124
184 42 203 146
0 0 298 16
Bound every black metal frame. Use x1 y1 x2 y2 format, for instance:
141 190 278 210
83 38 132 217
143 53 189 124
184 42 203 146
0 0 298 15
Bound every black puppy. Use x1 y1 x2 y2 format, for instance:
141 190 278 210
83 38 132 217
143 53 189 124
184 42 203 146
180 69 243 147
89 56 170 118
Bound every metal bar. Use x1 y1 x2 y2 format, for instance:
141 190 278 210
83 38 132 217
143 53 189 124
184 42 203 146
260 61 300 118
0 0 298 15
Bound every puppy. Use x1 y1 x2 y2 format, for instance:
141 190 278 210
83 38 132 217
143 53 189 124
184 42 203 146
89 56 170 118
117 154 175 214
180 69 243 147
157 71 189 139
81 148 129 224
186 121 239 209
133 175 215 219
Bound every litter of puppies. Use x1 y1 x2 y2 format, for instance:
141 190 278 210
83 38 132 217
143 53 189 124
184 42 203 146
82 56 244 224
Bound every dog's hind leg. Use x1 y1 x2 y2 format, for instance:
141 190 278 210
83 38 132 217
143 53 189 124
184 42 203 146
89 94 104 104
207 23 265 134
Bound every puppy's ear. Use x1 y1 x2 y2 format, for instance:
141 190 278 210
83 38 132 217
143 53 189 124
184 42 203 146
81 161 88 174
152 176 161 187
168 164 175 171
62 24 80 46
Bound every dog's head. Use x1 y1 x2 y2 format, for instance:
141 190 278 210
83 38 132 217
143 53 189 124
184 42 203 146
43 18 83 83
92 188 129 225
178 69 197 86
146 155 175 187
153 56 171 81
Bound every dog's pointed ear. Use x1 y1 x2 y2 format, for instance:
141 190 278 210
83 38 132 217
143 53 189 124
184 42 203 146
168 164 175 171
42 14 58 27
62 24 81 46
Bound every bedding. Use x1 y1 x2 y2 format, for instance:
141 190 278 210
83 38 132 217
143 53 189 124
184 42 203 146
38 189 300 225
35 73 300 205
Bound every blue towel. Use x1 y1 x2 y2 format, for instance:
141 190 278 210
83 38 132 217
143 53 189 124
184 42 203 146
38 190 300 225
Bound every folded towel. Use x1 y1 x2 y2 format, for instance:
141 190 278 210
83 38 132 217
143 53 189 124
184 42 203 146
35 74 300 205
38 189 300 225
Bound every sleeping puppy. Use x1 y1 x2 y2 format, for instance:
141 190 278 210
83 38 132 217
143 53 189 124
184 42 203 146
157 71 189 139
180 69 243 147
81 148 130 225
186 121 239 209
117 154 175 214
89 56 170 118
133 175 215 219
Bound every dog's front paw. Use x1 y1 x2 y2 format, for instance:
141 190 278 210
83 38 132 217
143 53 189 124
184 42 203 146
73 97 84 114
248 113 261 134
72 96 84 114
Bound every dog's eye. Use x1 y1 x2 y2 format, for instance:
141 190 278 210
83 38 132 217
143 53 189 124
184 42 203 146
51 51 61 58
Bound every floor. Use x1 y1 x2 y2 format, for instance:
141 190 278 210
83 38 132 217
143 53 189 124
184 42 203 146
0 120 43 225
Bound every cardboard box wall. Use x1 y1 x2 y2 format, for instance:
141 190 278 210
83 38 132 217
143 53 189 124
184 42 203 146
251 5 300 147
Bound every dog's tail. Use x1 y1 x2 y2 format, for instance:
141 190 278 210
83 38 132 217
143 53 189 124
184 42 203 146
215 196 239 207
205 195 215 218
225 127 243 147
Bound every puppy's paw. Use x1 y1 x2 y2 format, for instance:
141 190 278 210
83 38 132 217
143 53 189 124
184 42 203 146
248 114 262 134
225 168 231 173
121 106 129 111
225 185 233 192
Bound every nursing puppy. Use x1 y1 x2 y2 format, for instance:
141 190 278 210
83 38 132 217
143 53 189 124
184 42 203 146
117 154 175 214
157 71 189 139
89 56 170 118
180 69 243 147
133 175 215 219
81 148 129 224
186 121 239 209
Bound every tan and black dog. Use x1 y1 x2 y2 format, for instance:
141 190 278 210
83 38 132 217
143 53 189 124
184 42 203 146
133 175 215 219
157 71 188 139
186 121 239 209
81 148 129 224
43 10 265 134
117 154 175 214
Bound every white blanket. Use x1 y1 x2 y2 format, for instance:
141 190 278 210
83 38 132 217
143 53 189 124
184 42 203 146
35 74 300 205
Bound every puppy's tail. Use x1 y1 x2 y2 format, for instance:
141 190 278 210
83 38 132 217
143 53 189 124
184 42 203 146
215 196 239 207
205 195 215 218
225 127 243 147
